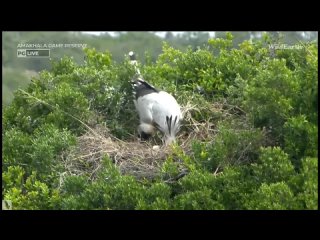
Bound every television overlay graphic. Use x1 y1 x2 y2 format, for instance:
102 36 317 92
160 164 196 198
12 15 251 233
16 43 87 58
17 49 50 58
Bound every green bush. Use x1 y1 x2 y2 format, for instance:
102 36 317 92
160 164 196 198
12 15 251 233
245 182 298 210
244 59 299 141
3 124 76 185
2 33 318 210
192 120 265 171
297 157 318 209
284 115 318 168
3 167 60 210
252 147 295 184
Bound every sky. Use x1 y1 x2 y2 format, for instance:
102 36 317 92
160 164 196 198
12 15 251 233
82 31 216 38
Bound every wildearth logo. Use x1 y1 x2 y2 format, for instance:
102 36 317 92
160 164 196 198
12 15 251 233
2 200 12 210
17 49 50 58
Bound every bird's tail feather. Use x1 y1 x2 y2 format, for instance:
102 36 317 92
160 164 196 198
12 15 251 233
166 115 180 136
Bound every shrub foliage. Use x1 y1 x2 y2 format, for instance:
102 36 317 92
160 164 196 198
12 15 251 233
2 33 318 210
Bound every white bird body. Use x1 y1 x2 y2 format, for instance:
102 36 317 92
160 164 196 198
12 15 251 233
132 78 182 145
128 51 182 145
135 91 182 132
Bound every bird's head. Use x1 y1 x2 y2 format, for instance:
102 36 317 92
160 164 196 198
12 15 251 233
138 123 155 135
164 135 177 146
128 51 136 60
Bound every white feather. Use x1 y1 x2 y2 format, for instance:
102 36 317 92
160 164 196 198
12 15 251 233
128 51 182 145
135 90 182 143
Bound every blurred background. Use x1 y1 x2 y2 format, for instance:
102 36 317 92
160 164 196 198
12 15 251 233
2 31 318 105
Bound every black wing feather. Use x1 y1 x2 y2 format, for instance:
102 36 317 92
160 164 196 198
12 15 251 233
131 78 159 99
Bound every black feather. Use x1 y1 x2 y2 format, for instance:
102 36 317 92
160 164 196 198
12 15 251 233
131 78 159 99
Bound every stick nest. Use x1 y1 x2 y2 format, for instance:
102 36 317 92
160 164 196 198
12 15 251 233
60 100 241 183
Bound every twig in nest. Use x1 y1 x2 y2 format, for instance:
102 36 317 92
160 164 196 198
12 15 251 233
235 142 252 165
164 169 189 184
58 98 228 184
213 164 221 176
